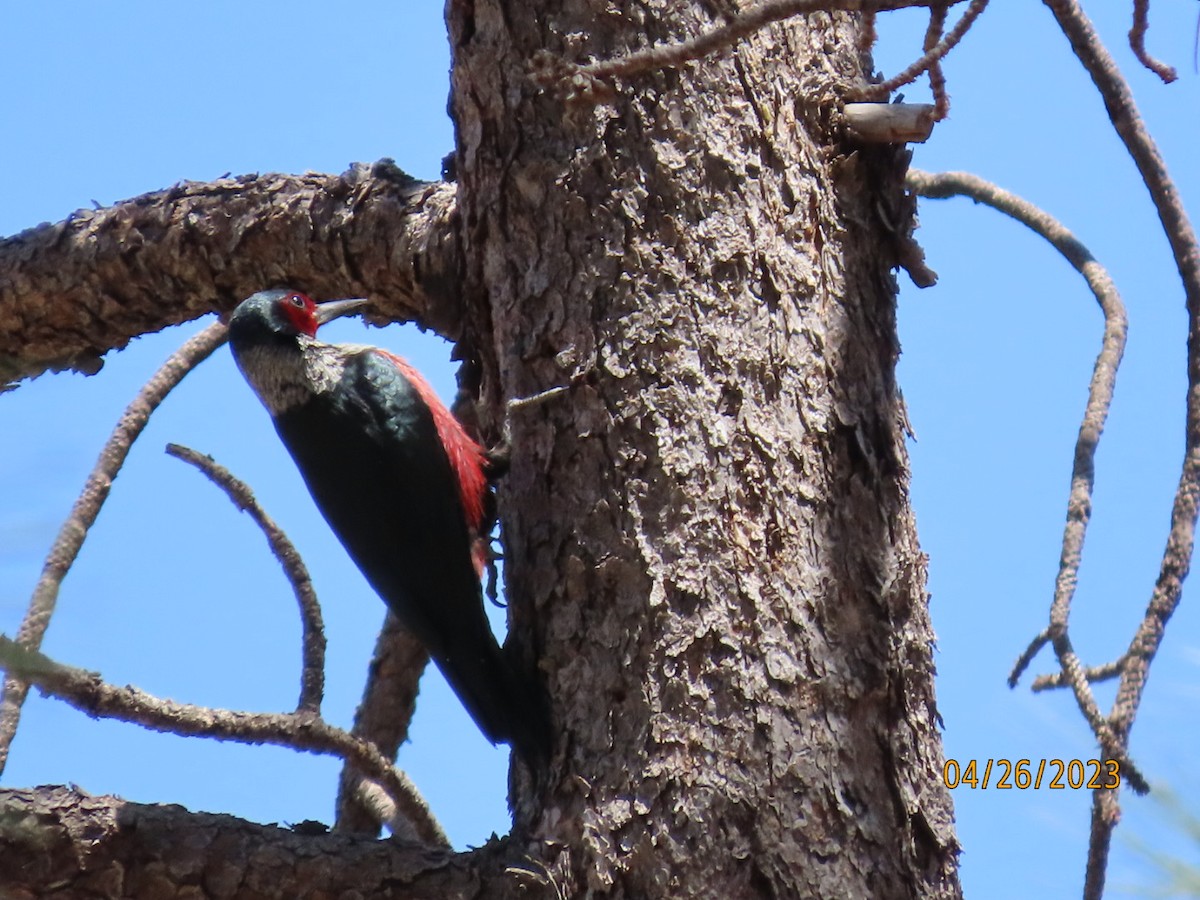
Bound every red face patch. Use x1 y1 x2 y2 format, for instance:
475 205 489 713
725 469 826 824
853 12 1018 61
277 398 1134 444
278 292 319 337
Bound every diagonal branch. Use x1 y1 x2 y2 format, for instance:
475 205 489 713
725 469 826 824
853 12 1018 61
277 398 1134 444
907 169 1127 696
529 0 970 102
1040 3 1200 896
1029 657 1123 691
0 321 228 775
1042 1 1200 319
335 613 429 835
165 442 327 716
922 4 951 119
906 168 1140 791
0 636 447 847
0 160 461 386
853 0 989 102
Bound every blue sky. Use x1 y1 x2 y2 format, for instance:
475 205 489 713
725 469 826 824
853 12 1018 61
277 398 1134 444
1 3 1198 896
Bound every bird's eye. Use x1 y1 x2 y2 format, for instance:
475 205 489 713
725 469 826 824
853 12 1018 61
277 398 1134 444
289 294 307 308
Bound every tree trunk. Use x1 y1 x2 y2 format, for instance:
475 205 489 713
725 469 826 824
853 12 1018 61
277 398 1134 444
450 2 958 897
0 3 961 898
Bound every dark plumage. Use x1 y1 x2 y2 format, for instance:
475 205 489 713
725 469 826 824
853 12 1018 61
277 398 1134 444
228 289 549 767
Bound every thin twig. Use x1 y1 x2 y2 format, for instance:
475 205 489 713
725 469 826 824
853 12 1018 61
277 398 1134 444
909 170 1127 687
1129 0 1177 83
0 320 229 775
923 5 951 119
507 385 570 413
165 443 326 715
1041 3 1200 895
907 168 1143 794
1030 658 1123 692
1008 628 1050 689
852 0 989 101
529 0 969 101
0 635 448 847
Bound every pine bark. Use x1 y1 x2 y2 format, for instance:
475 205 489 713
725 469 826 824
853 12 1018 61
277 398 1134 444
450 1 958 897
0 165 459 386
0 2 960 898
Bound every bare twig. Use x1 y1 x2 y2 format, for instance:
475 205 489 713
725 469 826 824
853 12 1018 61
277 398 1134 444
852 0 989 101
1 323 431 840
335 613 429 835
908 169 1127 681
1129 0 1177 83
923 4 951 119
0 321 228 776
906 168 1145 795
0 635 447 847
165 443 326 715
1008 627 1051 690
1030 657 1123 692
506 385 571 414
1040 2 1200 319
529 0 969 102
1040 2 1200 895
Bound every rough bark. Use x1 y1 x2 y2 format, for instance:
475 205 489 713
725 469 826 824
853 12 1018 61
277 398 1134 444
0 786 494 899
450 2 958 898
0 162 460 386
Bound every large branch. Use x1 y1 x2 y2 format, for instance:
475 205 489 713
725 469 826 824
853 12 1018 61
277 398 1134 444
0 786 524 898
0 160 461 386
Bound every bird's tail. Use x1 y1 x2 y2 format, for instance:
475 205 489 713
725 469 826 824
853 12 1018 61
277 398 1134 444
433 637 552 770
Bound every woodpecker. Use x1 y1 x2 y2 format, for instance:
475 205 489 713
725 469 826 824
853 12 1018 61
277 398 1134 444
227 288 549 767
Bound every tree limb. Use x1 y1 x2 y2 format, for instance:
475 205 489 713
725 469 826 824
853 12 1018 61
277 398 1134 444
906 168 1146 796
0 161 464 837
165 442 328 716
852 0 989 102
529 0 972 103
0 637 448 847
1039 3 1200 896
0 785 488 898
0 321 228 775
1030 657 1123 691
1129 0 1176 83
923 4 951 119
335 613 430 836
0 160 461 386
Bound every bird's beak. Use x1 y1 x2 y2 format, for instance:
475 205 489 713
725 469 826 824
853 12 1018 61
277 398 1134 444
315 297 370 325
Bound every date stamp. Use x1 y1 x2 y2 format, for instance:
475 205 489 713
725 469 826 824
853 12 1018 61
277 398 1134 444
943 758 1120 790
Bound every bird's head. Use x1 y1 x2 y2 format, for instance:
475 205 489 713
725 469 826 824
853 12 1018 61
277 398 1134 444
229 289 369 345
